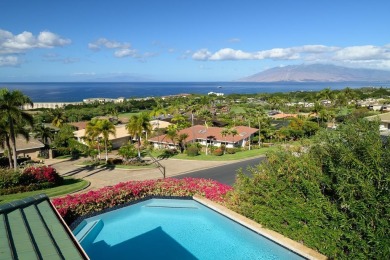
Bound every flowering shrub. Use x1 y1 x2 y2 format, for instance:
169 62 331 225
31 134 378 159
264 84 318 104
213 148 223 156
52 178 232 224
21 166 63 185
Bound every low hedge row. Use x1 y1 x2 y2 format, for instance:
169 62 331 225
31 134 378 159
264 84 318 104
0 166 63 195
52 178 232 224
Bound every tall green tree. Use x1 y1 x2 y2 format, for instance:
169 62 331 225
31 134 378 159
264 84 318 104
33 124 53 146
220 128 229 154
97 119 116 162
0 118 13 168
126 112 152 157
229 119 389 259
51 108 67 127
0 88 34 169
150 100 167 148
230 128 238 146
166 125 178 147
85 119 102 160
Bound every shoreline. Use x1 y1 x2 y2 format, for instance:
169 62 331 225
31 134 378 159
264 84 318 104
4 82 389 104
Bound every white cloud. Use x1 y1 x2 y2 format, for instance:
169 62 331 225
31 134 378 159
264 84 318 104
0 55 21 66
192 44 390 69
333 45 390 61
42 52 79 64
88 38 130 51
192 49 212 60
179 50 192 59
210 48 252 60
0 29 71 54
72 72 96 76
114 48 136 58
90 38 158 60
228 38 241 43
37 31 71 47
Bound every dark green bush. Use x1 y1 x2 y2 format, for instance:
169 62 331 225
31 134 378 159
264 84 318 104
0 182 54 195
227 119 390 259
186 146 199 156
225 148 236 154
107 158 123 165
0 168 21 189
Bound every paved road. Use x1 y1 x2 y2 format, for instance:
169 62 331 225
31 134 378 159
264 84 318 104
45 156 266 192
177 157 266 186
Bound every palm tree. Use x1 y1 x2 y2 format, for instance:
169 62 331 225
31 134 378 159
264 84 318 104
177 133 189 153
85 119 102 160
317 87 334 106
97 119 116 162
166 126 178 147
126 112 152 158
34 124 53 146
150 101 167 148
221 127 231 154
0 119 13 168
0 88 34 169
230 129 238 147
310 102 324 126
51 108 67 127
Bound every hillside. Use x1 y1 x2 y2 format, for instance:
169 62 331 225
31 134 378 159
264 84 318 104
239 64 390 82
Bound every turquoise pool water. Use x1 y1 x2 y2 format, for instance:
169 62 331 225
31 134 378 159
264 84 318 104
73 199 305 259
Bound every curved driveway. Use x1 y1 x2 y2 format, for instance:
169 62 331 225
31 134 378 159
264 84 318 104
45 156 265 192
176 157 266 185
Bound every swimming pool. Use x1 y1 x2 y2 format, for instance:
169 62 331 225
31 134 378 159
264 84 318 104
73 198 307 259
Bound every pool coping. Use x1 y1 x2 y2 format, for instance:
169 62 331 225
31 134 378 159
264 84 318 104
193 195 327 260
70 195 327 260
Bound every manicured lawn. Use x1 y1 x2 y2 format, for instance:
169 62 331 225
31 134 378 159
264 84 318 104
0 178 89 205
152 146 276 161
79 161 157 169
54 155 73 159
119 110 150 118
114 164 156 169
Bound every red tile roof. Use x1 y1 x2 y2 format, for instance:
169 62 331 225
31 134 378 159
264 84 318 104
148 125 258 145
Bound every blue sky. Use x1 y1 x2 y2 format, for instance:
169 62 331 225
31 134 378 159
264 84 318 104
0 0 389 82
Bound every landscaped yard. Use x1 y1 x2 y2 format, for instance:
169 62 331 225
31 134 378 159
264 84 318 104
79 160 157 169
152 146 276 161
0 178 89 205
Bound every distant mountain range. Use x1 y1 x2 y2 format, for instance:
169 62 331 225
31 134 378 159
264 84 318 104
239 64 390 82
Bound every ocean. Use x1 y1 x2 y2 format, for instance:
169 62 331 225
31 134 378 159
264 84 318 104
0 82 389 102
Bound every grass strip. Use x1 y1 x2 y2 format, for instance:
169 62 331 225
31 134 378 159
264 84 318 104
0 178 89 205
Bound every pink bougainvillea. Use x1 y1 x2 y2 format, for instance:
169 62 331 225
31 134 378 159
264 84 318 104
52 178 232 224
21 165 63 184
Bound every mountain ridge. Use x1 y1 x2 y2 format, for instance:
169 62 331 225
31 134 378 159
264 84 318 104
239 64 390 82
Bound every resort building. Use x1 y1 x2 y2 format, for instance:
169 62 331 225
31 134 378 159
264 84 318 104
22 102 82 110
0 136 45 160
208 91 224 96
148 125 258 149
82 97 125 104
73 124 132 149
365 112 390 134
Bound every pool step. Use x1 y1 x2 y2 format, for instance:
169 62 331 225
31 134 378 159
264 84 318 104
74 220 104 244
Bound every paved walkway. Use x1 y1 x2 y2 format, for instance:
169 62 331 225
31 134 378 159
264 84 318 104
44 157 234 192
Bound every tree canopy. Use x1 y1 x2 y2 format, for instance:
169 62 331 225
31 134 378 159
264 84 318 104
228 119 389 259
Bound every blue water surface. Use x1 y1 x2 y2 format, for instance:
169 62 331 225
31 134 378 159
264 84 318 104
73 199 305 260
1 81 389 102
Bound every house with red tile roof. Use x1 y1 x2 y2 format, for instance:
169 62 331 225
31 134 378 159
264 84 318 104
148 125 258 149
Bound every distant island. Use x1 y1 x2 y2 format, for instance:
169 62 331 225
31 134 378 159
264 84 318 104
238 64 390 82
